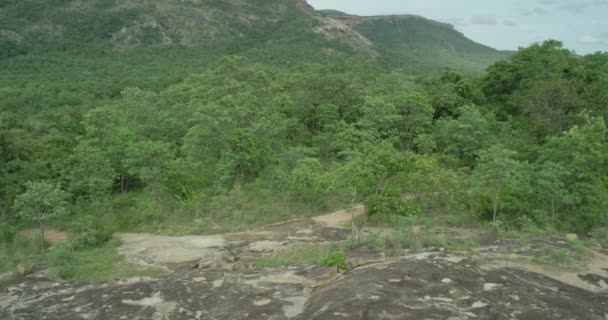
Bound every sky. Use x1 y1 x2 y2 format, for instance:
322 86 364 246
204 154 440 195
307 0 608 54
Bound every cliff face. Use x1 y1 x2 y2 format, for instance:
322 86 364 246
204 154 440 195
291 0 317 14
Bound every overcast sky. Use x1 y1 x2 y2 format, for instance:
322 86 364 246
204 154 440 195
307 0 608 54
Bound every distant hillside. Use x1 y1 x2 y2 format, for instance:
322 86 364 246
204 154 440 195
318 9 352 17
329 14 511 73
0 0 507 74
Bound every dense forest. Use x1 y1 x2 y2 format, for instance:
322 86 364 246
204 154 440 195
1 38 607 252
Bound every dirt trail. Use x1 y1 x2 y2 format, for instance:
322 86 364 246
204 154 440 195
312 204 365 228
19 229 68 243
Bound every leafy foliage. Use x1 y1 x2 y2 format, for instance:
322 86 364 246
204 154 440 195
1 25 608 256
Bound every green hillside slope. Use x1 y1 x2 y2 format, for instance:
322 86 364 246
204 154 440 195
337 14 510 74
0 0 507 74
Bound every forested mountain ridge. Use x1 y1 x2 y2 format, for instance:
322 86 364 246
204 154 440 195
0 0 505 73
331 13 511 73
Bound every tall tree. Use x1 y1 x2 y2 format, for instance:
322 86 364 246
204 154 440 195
433 105 497 167
534 161 569 224
13 181 70 254
472 146 521 223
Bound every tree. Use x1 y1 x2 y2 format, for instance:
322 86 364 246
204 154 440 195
483 40 575 106
534 161 569 224
433 105 497 167
540 116 608 231
216 128 273 187
13 181 70 254
472 146 521 223
66 142 116 201
288 158 329 208
519 78 586 139
81 106 137 192
360 91 433 151
333 141 412 217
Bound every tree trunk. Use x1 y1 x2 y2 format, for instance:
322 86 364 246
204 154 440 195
551 198 556 224
1 207 6 250
39 221 45 255
492 192 499 223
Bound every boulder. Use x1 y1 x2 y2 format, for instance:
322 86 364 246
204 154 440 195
345 249 385 269
192 252 240 270
566 234 578 241
248 241 284 253
16 263 35 276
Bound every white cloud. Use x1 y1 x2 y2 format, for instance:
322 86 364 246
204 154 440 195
533 7 550 14
539 0 608 13
504 19 518 27
443 17 468 27
578 35 599 44
470 15 498 25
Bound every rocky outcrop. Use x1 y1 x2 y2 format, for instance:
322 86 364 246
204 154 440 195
4 208 608 320
2 253 608 320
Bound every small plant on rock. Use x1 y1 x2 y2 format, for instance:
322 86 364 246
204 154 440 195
319 249 347 270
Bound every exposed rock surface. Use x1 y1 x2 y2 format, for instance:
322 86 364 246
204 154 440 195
2 208 608 320
2 253 608 320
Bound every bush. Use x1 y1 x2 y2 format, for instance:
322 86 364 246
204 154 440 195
591 227 608 247
567 239 589 258
319 249 346 270
287 158 330 209
0 235 41 272
47 244 76 279
366 192 421 217
68 216 115 250
0 219 16 245
254 244 332 268
364 232 385 250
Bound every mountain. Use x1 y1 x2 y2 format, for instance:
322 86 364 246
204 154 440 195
330 14 511 73
0 0 506 73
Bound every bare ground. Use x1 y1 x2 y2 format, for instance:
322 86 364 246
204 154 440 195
5 208 608 320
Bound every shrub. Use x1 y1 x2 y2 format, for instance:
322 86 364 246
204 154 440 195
47 244 76 279
319 249 346 270
0 219 16 245
364 232 385 250
68 216 115 250
591 228 608 247
0 235 41 272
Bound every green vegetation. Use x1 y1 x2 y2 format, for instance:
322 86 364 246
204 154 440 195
318 249 347 270
0 234 164 281
255 244 346 270
533 239 591 266
13 181 70 254
2 41 607 243
352 15 510 74
0 236 44 273
591 228 608 248
0 0 506 75
0 0 607 280
47 242 165 282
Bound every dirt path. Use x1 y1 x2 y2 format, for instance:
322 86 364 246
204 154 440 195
311 204 365 228
19 229 68 244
